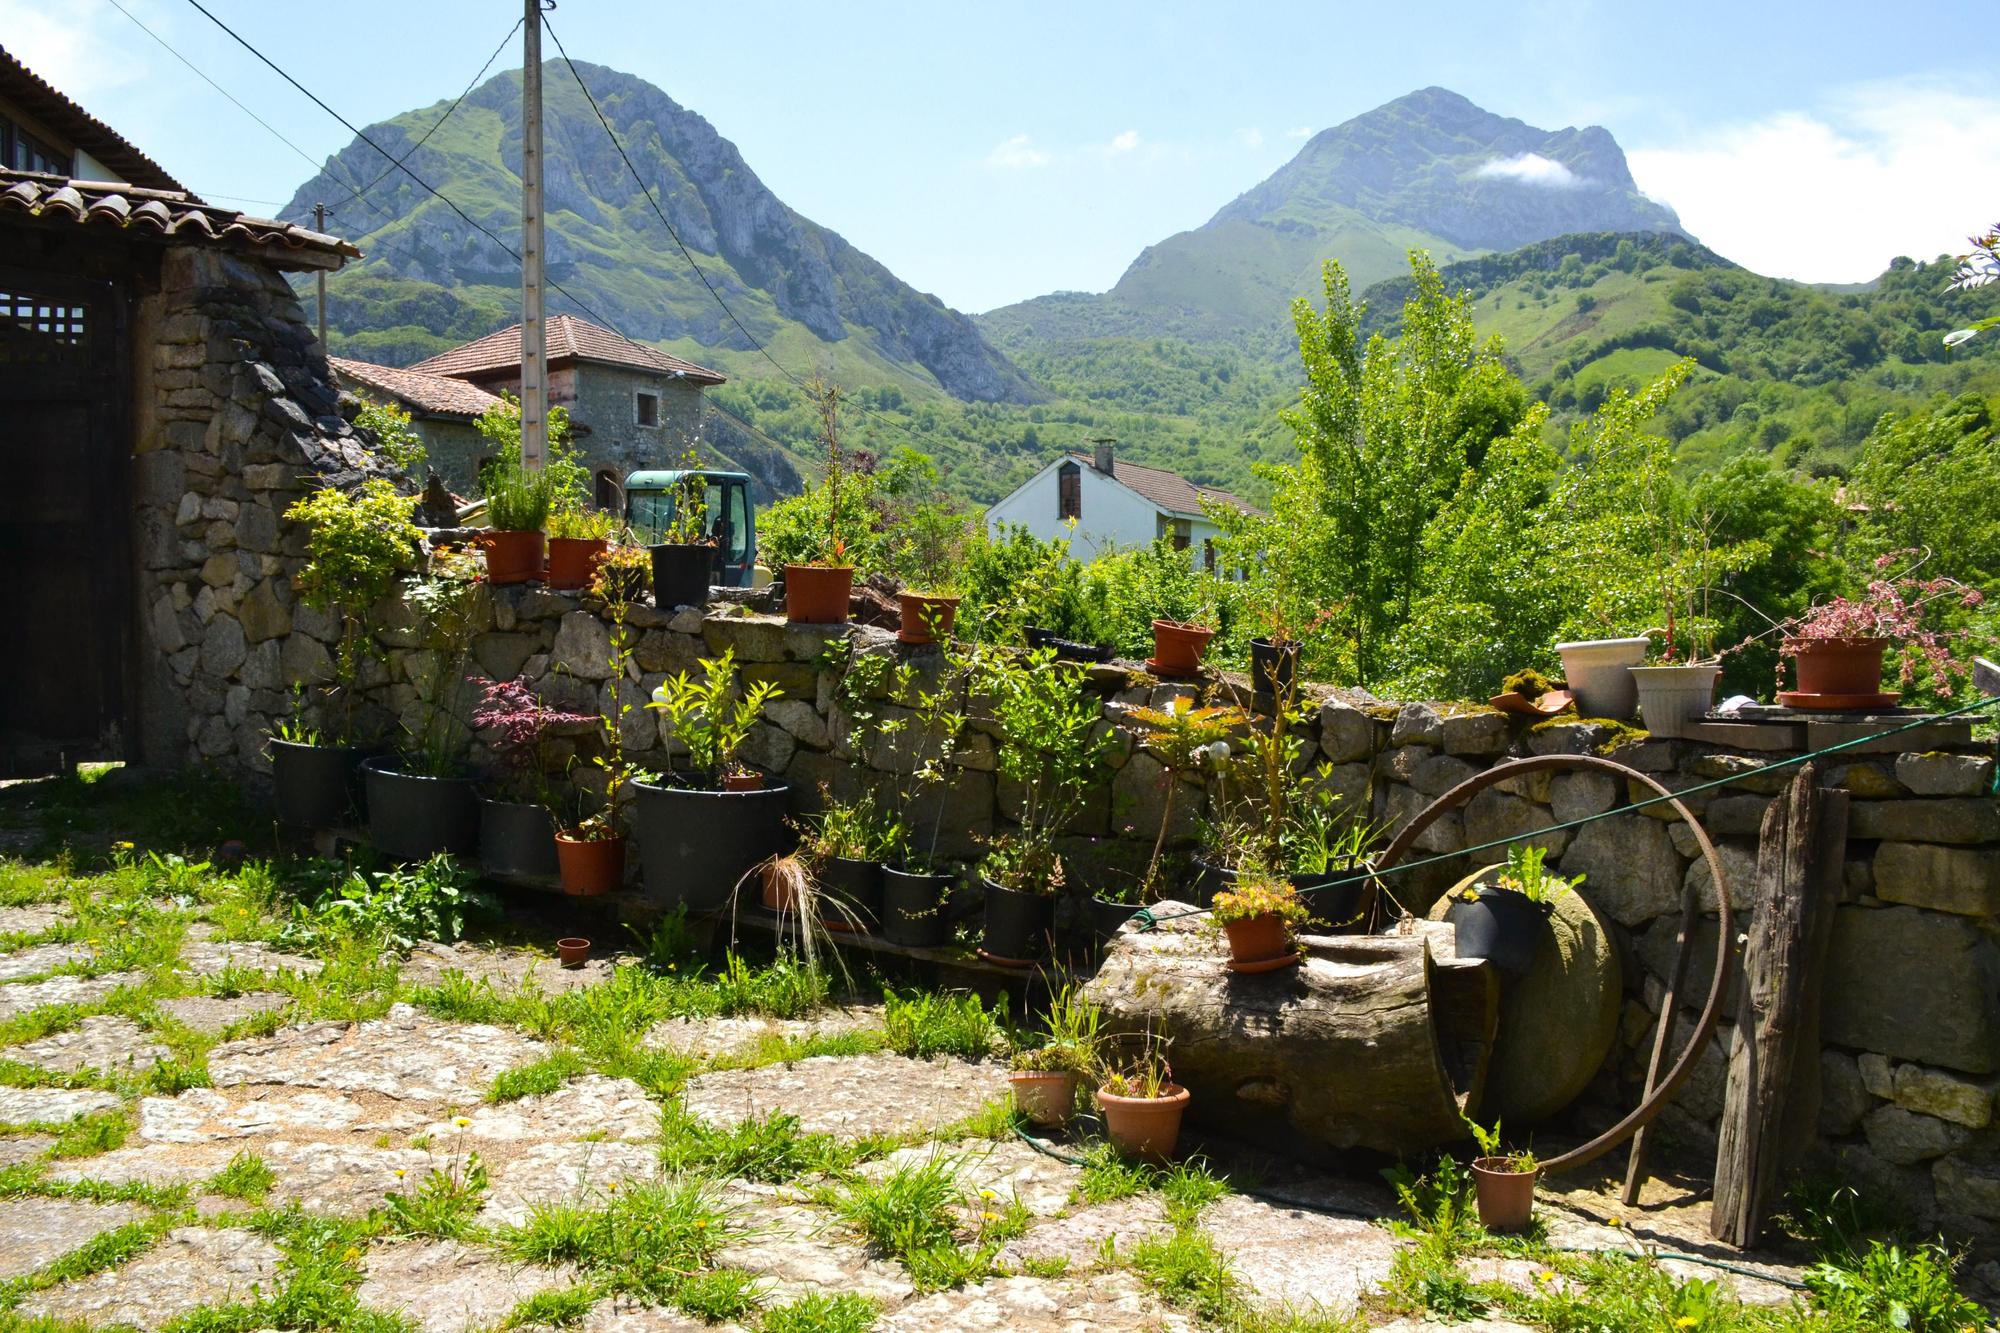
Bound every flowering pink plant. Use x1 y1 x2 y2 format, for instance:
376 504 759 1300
1779 554 1984 695
471 678 595 806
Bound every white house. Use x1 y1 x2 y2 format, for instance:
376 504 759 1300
984 441 1253 570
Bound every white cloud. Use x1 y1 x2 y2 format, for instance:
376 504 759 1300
1239 128 1264 149
0 0 134 98
1285 126 1314 139
1110 129 1139 153
1476 152 1583 188
985 135 1049 169
1628 82 2000 284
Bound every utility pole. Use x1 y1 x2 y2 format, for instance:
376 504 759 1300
519 0 547 471
313 203 327 349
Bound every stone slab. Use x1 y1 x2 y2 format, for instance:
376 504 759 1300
0 1086 124 1124
7 1014 169 1075
642 1008 883 1059
0 943 95 981
0 905 66 935
158 991 294 1034
718 1196 916 1307
1823 905 2000 1073
1808 721 1972 756
208 1009 546 1100
999 1196 1171 1270
1202 1193 1396 1311
681 1052 1009 1142
0 1195 145 1279
400 940 619 995
358 1240 577 1333
18 1226 280 1331
1681 721 1803 752
178 939 321 976
877 1272 1192 1333
482 1140 663 1226
0 971 147 1018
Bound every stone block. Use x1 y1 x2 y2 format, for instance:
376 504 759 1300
149 595 187 654
199 553 236 587
902 768 996 861
1933 1155 2000 1219
1528 722 1614 756
1686 752 1792 795
512 589 577 622
764 699 829 749
1636 915 1739 1025
736 722 796 777
1303 762 1372 823
1376 745 1429 783
1863 1105 1972 1164
948 729 997 772
197 714 235 757
1897 752 1996 798
472 633 542 686
241 463 287 490
1462 788 1570 864
237 580 289 643
238 640 281 692
1382 782 1462 853
632 630 700 675
1603 738 1677 772
1824 905 2000 1073
235 502 278 554
550 613 617 681
739 660 817 701
1893 1063 1998 1128
1318 703 1374 765
1560 813 1683 926
1837 1144 1938 1228
1495 767 1553 804
1820 1049 1873 1137
133 448 186 509
1441 711 1510 756
668 607 705 634
1683 838 1758 915
280 633 332 685
200 614 246 678
1389 702 1443 747
1551 770 1619 823
291 600 339 644
1873 842 2000 917
1825 762 1909 799
1850 799 2000 844
1409 752 1479 797
1112 753 1204 846
1705 794 1773 837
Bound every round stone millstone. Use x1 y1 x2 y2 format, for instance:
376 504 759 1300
1430 865 1622 1125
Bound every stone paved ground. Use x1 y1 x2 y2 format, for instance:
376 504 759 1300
0 833 1855 1333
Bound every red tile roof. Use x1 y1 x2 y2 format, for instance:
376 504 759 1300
1066 452 1253 517
1 45 185 194
0 169 358 270
409 314 726 385
331 357 506 420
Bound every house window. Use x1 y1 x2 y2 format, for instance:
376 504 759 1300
1157 515 1192 552
1057 461 1081 521
635 392 659 427
595 469 623 513
0 115 65 176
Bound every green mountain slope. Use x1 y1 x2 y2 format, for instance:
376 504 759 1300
980 87 1683 356
283 60 1036 405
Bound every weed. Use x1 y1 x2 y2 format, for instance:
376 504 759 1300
487 1050 587 1103
760 1291 881 1333
1381 1155 1483 1255
503 1284 599 1329
828 1151 964 1258
382 1151 488 1240
1075 1149 1230 1223
720 1028 886 1069
1158 1159 1231 1224
48 1109 127 1160
498 1202 599 1266
1385 1233 1487 1321
144 1055 214 1096
1124 1226 1243 1325
207 1151 277 1203
1017 1255 1072 1279
631 905 704 971
713 951 829 1019
660 1107 857 1183
493 1179 735 1305
1805 1241 1985 1333
409 968 513 1026
1075 1145 1154 1203
1775 1173 1893 1263
674 1267 766 1321
882 987 1006 1060
297 854 498 951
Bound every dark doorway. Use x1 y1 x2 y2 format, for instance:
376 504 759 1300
0 266 131 775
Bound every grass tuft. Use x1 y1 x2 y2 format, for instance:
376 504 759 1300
487 1050 588 1103
760 1291 881 1333
882 988 1006 1060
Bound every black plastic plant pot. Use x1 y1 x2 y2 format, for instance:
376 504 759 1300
1249 637 1300 699
818 856 883 930
1448 886 1551 976
1092 896 1140 949
631 779 791 913
478 798 559 879
270 739 358 828
1188 855 1234 908
981 879 1055 962
360 757 481 862
649 543 713 611
881 867 953 947
1296 868 1372 935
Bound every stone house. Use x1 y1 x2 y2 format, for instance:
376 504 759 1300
327 357 503 499
984 439 1252 570
403 314 725 507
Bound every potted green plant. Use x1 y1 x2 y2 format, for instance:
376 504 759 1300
1009 986 1101 1127
785 375 856 625
1127 697 1243 901
1095 1026 1189 1160
1449 844 1581 977
470 678 594 880
475 441 557 588
800 788 902 932
361 547 486 860
634 650 787 912
897 582 962 646
276 480 421 827
547 506 616 592
1465 1114 1538 1232
553 580 644 897
593 539 651 604
649 437 719 610
1210 871 1311 971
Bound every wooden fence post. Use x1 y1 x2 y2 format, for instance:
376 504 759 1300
1711 761 1848 1247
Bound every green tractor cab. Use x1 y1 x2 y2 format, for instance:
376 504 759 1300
623 470 757 588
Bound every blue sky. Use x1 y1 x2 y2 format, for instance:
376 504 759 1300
9 0 1999 311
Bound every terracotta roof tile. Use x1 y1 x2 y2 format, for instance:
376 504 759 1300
331 358 507 420
1065 452 1254 517
0 169 358 269
409 314 726 385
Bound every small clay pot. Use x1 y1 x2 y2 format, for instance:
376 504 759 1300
554 832 625 897
762 861 801 913
1150 620 1213 677
897 592 961 645
557 937 591 968
1096 1083 1191 1160
1009 1070 1079 1127
1222 913 1293 966
723 771 765 792
1471 1157 1537 1231
479 529 546 585
546 537 609 591
784 564 854 625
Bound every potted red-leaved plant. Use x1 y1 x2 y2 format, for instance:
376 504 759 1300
471 678 596 880
1776 553 1984 708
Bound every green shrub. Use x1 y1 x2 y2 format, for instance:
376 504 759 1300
882 988 1005 1060
1806 1242 1985 1333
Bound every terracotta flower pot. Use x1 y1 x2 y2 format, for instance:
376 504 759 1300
557 937 591 968
723 771 764 792
1009 1070 1079 1126
479 529 546 585
762 862 801 912
897 592 961 645
785 564 854 625
546 537 609 591
1096 1084 1191 1160
1789 638 1889 696
1222 913 1293 966
554 832 625 897
1471 1157 1537 1231
1150 620 1213 677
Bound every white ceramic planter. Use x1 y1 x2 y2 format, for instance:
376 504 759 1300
1554 638 1650 720
1630 664 1722 739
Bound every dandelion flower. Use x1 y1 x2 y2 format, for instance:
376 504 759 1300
1607 1216 1622 1227
454 1116 472 1127
981 1212 999 1222
394 1169 406 1178
694 1218 706 1228
1675 1319 1699 1329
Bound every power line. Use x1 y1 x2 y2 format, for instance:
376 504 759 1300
346 17 523 199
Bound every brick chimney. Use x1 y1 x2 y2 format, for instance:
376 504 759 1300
1092 437 1114 475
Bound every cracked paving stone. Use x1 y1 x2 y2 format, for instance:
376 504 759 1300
157 991 294 1033
209 1005 545 1100
0 970 147 1017
865 1138 1081 1218
7 1014 169 1075
0 1086 123 1124
52 1138 437 1213
718 1195 914 1308
642 1006 883 1059
139 1086 434 1143
1201 1193 1396 1311
0 942 96 981
1000 1196 1172 1271
583 1303 742 1332
421 1074 659 1144
0 1133 54 1164
401 939 622 995
0 1196 146 1279
358 1239 579 1333
0 905 67 935
179 939 322 977
878 1271 1193 1332
483 1139 663 1226
17 1225 280 1331
682 1051 1009 1142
